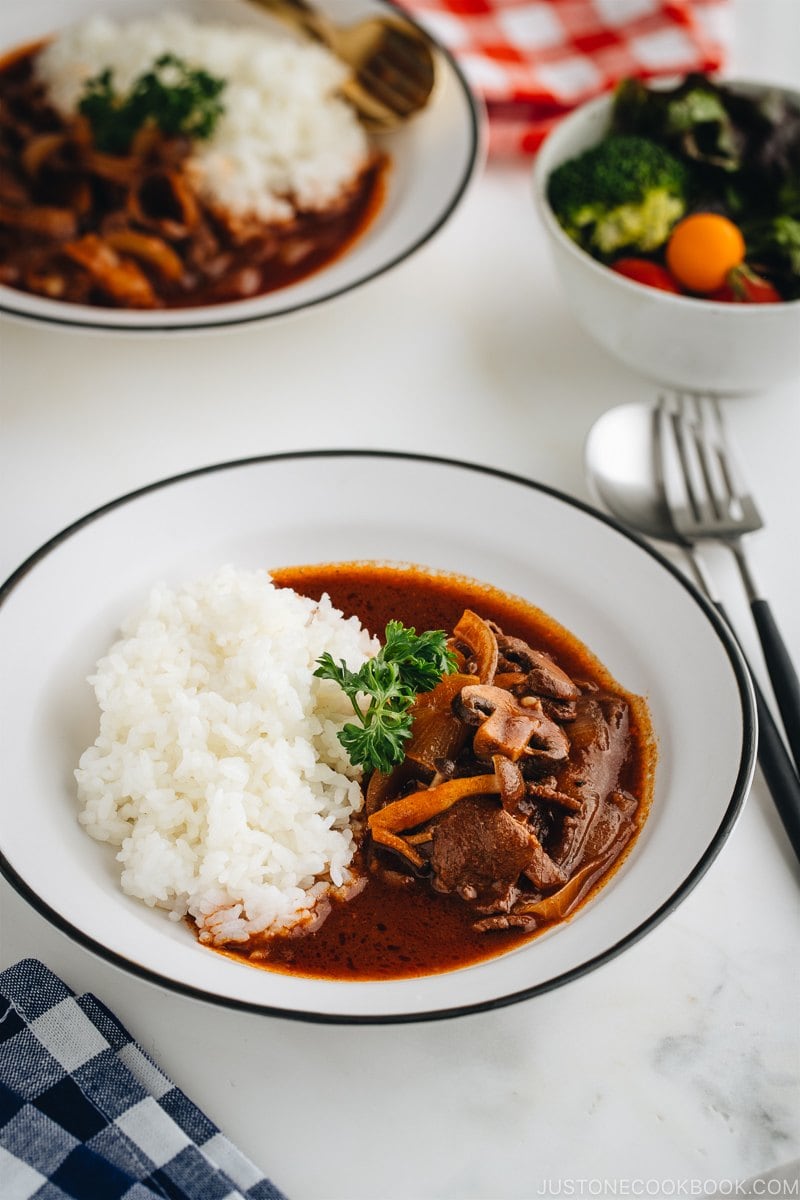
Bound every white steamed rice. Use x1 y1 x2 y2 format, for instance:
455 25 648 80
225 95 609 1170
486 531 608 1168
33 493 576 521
75 566 380 945
35 11 370 222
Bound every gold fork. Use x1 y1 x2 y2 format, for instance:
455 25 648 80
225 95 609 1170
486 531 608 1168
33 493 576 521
248 0 437 131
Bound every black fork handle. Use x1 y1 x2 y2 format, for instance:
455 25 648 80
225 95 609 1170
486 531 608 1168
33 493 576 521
716 601 800 860
750 598 800 776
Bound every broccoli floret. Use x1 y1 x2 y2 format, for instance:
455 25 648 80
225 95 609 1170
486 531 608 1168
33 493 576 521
547 133 689 257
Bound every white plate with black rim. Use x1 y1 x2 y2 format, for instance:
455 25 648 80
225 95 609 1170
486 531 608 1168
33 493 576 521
0 0 482 333
0 451 756 1023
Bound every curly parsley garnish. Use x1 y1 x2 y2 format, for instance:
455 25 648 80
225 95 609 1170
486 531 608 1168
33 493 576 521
78 54 226 154
314 621 458 774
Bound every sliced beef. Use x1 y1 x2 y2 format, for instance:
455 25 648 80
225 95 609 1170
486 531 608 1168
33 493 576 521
549 695 632 872
473 914 539 933
430 796 536 913
581 788 639 861
524 839 568 890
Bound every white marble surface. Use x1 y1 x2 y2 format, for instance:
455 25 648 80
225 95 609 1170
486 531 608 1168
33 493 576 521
1 2 799 1197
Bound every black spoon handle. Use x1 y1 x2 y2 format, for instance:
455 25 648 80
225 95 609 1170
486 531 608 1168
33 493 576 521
750 598 800 776
717 601 800 860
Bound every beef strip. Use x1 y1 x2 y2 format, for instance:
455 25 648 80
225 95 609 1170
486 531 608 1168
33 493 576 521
473 914 539 933
430 796 537 913
549 695 632 873
581 788 639 861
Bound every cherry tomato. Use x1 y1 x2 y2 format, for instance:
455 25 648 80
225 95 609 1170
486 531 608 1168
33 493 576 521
710 265 782 303
611 257 682 293
665 213 746 294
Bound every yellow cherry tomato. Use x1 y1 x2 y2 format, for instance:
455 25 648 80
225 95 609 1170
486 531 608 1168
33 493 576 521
665 213 746 294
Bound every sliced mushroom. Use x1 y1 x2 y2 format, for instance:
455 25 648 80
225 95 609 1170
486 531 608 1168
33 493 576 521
451 610 498 683
104 228 185 281
493 629 580 701
492 754 525 812
61 234 158 308
455 684 570 764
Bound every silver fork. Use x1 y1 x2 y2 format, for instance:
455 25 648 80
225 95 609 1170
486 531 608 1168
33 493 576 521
657 393 800 806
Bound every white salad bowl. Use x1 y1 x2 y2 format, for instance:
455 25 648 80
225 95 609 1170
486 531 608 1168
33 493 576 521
531 82 800 395
0 0 483 333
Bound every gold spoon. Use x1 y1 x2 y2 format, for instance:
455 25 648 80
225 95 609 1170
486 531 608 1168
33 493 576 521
248 0 436 131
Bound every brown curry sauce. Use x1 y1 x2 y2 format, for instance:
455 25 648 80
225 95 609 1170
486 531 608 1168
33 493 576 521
214 563 656 982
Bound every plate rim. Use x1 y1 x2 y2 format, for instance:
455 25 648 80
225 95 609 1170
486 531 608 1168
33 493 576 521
0 448 757 1023
0 2 483 334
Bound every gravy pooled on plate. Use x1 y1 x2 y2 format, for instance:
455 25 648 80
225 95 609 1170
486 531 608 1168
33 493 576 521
224 562 657 981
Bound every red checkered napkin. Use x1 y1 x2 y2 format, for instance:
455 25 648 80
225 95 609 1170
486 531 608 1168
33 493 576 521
400 0 731 155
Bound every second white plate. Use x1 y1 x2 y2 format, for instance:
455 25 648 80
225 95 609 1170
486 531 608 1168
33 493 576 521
0 0 483 332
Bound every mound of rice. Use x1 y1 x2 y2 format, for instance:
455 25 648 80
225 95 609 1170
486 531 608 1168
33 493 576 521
75 566 380 945
35 11 370 223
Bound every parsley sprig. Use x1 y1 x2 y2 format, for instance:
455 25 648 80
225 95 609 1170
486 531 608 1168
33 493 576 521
314 621 458 774
78 54 226 154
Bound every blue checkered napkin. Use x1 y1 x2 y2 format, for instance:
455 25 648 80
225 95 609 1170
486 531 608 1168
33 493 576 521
0 959 286 1200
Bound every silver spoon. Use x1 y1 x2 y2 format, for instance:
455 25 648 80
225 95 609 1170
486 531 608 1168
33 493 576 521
585 401 714 592
584 401 800 860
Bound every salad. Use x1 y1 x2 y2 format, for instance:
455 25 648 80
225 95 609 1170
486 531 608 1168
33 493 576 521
546 74 800 303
